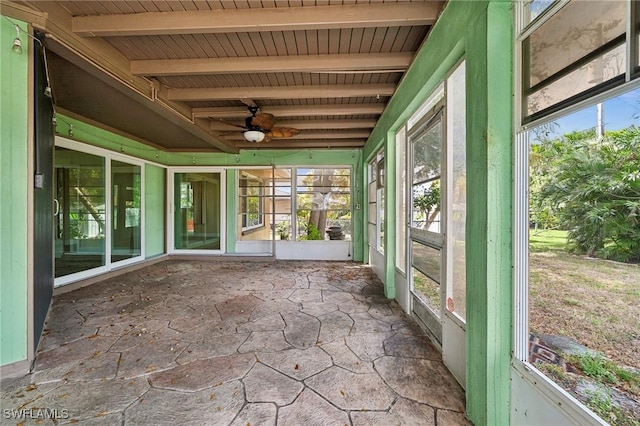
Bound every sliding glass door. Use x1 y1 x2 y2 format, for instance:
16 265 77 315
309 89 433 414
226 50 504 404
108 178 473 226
54 139 145 286
55 147 106 278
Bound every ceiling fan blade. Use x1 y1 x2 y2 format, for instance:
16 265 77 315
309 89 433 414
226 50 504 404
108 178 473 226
240 98 257 108
217 119 246 130
267 127 300 138
251 113 275 131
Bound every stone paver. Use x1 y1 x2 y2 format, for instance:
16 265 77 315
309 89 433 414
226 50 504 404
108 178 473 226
0 260 471 425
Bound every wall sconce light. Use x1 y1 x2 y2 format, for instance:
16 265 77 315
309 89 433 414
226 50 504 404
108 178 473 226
12 25 22 54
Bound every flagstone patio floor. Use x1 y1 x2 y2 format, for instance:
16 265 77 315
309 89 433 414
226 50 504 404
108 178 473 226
1 260 470 425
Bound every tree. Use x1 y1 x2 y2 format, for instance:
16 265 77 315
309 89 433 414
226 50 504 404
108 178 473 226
413 181 440 230
533 127 640 262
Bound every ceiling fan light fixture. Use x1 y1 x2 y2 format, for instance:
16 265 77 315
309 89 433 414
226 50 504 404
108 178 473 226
244 130 265 143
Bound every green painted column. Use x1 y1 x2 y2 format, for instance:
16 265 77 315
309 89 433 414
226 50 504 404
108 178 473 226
145 165 166 257
0 17 29 366
465 2 513 425
226 169 237 254
384 131 397 298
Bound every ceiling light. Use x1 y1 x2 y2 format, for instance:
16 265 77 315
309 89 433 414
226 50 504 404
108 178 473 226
244 130 265 143
12 26 22 54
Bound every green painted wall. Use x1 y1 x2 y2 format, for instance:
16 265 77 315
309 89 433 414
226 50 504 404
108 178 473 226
145 165 165 257
0 18 29 365
225 169 237 254
55 116 365 261
362 1 514 424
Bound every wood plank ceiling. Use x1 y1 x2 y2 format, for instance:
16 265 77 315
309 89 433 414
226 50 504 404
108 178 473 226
14 1 445 152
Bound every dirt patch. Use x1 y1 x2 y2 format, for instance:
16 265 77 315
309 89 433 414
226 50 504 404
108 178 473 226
529 250 640 424
530 251 640 369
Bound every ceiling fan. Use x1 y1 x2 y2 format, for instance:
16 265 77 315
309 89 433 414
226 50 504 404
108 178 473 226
228 104 300 143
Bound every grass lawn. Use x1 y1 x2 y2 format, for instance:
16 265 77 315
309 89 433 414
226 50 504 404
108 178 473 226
529 229 640 423
529 229 639 369
530 228 570 251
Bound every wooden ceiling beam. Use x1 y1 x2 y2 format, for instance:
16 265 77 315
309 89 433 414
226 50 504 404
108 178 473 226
72 3 441 37
131 52 412 76
193 104 386 119
209 119 377 131
222 130 371 141
234 140 367 149
168 84 395 101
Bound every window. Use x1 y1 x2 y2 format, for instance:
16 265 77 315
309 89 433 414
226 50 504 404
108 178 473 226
368 159 378 248
236 168 292 242
446 61 467 321
239 173 264 231
516 2 640 423
520 0 639 123
411 108 443 234
396 128 407 274
368 152 385 253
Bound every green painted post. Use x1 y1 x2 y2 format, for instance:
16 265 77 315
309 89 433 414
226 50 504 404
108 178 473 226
465 2 513 425
0 17 29 365
384 131 397 298
226 169 237 254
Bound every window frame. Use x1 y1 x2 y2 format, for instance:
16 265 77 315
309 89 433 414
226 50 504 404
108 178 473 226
239 172 265 233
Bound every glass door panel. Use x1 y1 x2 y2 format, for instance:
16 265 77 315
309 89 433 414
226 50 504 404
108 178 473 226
411 241 442 315
174 172 222 250
111 160 141 262
54 147 106 277
409 107 445 343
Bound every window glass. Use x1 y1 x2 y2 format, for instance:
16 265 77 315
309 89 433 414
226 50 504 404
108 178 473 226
412 242 442 318
237 168 292 241
296 168 351 241
411 117 443 233
396 128 407 273
111 160 141 262
526 1 625 89
368 161 377 248
527 44 626 117
54 148 106 277
447 61 467 320
525 88 640 423
174 172 221 250
377 158 385 253
635 0 640 75
528 0 554 23
239 173 264 230
274 169 292 241
523 0 627 120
